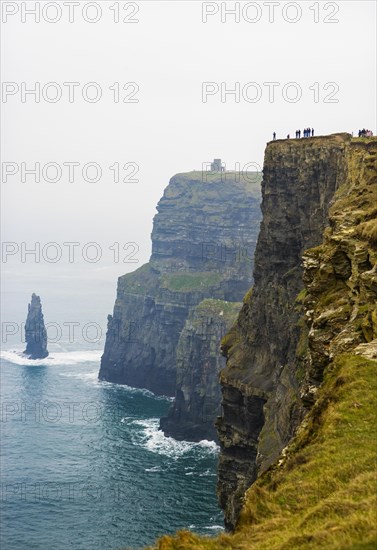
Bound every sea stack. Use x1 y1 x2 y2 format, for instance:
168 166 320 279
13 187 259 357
24 293 49 359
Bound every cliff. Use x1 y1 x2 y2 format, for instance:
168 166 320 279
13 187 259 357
99 171 261 401
160 299 242 442
144 135 377 549
217 134 353 529
23 293 48 359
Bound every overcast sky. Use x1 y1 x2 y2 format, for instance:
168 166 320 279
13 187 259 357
1 1 376 326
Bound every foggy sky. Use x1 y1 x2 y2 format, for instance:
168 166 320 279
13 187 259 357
1 1 376 316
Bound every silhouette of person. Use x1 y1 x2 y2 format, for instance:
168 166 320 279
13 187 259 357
298 129 301 138
311 128 314 137
273 132 276 140
287 134 290 139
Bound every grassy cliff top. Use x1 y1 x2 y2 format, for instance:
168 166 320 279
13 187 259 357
267 132 354 145
144 350 377 550
161 272 223 293
118 263 160 296
193 299 242 323
168 171 262 199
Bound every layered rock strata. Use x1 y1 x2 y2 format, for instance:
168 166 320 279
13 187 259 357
160 299 242 441
99 171 261 400
216 134 371 529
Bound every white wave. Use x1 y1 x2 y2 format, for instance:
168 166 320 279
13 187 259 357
131 418 219 458
59 370 99 383
120 385 174 402
98 380 174 401
187 523 224 532
186 468 216 477
120 416 135 424
199 469 217 477
0 349 102 367
145 466 162 472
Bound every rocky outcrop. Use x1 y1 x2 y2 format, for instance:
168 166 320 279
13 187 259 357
99 171 261 398
217 134 362 530
23 293 48 359
301 137 377 404
160 299 241 441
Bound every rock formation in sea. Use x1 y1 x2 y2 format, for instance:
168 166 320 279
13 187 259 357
217 133 377 530
23 293 49 359
99 169 262 440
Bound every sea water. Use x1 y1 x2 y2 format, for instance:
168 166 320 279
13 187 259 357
0 275 223 550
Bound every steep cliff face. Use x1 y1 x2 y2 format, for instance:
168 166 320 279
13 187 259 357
217 134 354 529
99 172 261 397
160 299 241 441
23 293 48 359
146 136 377 550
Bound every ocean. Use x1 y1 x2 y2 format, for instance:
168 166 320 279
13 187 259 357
0 274 223 550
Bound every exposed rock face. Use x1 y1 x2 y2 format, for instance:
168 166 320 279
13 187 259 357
99 171 261 398
144 136 376 550
23 293 48 359
217 134 360 530
160 299 241 441
301 137 377 404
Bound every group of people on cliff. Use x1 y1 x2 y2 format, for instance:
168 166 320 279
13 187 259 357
296 128 314 138
358 128 374 137
272 128 314 141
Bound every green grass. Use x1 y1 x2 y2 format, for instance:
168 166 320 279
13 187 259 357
118 263 161 296
161 272 223 292
194 299 242 319
144 352 377 550
171 171 262 199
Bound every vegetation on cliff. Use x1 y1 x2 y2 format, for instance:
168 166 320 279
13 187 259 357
141 136 377 549
146 351 376 550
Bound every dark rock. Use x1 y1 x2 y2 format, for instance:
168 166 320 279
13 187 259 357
99 171 262 404
217 134 354 530
160 299 241 441
23 293 48 359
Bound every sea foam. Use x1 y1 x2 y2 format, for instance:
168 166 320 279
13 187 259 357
131 418 219 458
0 349 102 366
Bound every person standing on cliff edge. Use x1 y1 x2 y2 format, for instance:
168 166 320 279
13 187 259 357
273 132 276 140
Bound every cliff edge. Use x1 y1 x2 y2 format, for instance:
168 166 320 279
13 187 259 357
144 134 377 549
